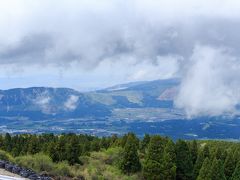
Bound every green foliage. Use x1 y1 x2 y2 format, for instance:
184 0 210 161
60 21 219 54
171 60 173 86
119 134 141 174
190 140 198 164
53 161 72 177
82 147 140 180
231 162 240 180
162 140 176 180
224 150 236 180
66 135 81 165
211 158 226 180
143 135 165 180
15 153 54 172
197 158 212 180
193 144 210 179
0 149 14 162
15 153 74 177
140 134 150 153
212 147 225 161
176 139 193 180
0 133 240 179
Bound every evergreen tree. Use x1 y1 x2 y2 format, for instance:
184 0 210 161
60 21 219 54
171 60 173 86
127 133 139 148
203 144 210 158
91 139 100 151
197 158 212 180
82 140 91 155
213 147 224 160
140 134 150 153
110 134 118 147
162 140 176 180
233 149 240 165
224 150 236 180
66 136 81 165
0 135 4 148
120 134 128 148
193 144 210 179
55 136 67 162
143 135 165 179
231 162 240 180
211 158 226 180
28 135 40 154
48 142 58 162
176 140 193 180
190 140 198 165
4 133 12 152
119 134 141 174
100 137 110 149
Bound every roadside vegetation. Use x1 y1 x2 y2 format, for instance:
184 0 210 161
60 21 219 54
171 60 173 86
0 133 240 179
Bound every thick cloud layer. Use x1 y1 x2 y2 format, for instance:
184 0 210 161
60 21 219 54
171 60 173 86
1 0 240 116
175 45 240 117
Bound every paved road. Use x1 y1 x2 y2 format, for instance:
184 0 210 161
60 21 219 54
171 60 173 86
0 175 25 180
0 169 28 180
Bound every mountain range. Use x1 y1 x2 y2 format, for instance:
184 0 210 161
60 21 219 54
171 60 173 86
0 79 240 140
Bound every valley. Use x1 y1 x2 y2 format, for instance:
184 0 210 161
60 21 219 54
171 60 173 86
0 79 239 140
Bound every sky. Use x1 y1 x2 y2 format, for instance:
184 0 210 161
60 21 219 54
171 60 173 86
1 0 240 116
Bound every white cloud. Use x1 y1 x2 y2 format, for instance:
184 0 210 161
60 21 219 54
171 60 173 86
34 92 52 114
175 45 240 117
64 95 79 111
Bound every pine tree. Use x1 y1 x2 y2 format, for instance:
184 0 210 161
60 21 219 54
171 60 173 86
127 132 139 148
0 135 4 148
197 158 212 180
110 134 118 147
213 147 224 160
143 135 165 179
224 150 236 180
231 162 240 180
193 151 204 179
162 140 176 180
119 134 141 174
203 144 210 158
176 140 193 180
100 137 110 149
90 139 100 151
193 144 210 179
4 133 12 152
233 149 240 165
211 158 226 180
140 134 150 153
27 135 40 154
120 134 128 148
190 140 198 165
48 142 58 162
66 136 81 165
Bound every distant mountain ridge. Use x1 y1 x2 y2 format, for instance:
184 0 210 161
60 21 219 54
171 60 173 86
0 79 182 132
0 79 180 120
0 78 240 140
0 87 111 120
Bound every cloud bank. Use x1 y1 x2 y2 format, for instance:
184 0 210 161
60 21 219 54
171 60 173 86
175 45 240 117
1 0 240 116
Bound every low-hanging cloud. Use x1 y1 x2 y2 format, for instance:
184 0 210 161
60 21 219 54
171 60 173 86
64 95 79 111
1 0 240 116
175 45 240 117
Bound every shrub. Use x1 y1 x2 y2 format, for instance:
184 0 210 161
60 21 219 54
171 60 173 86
54 161 72 177
0 149 14 162
15 153 54 172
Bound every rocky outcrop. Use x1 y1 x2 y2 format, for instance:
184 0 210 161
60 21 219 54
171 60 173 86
0 160 52 180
